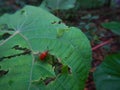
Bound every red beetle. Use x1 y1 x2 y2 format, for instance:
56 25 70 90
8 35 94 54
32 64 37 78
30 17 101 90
39 51 48 60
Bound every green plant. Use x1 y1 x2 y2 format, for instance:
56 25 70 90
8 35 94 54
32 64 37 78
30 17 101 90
76 0 106 9
0 5 92 90
102 21 120 35
40 0 109 12
94 21 120 90
40 0 76 11
94 53 120 90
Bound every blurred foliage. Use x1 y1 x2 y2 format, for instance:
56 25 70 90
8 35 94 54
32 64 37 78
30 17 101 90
0 0 43 16
76 0 106 9
94 53 120 90
40 0 120 12
79 14 99 41
0 0 119 42
40 0 76 11
0 0 120 16
102 21 120 35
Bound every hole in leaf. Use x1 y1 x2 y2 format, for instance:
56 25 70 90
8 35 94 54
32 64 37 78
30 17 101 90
21 10 25 15
42 63 71 85
36 53 72 85
12 45 30 51
51 21 62 24
44 54 72 75
0 46 31 61
0 24 14 31
43 77 56 85
0 70 9 77
53 62 72 75
51 21 57 24
0 24 14 40
58 21 62 24
0 33 11 40
56 29 65 38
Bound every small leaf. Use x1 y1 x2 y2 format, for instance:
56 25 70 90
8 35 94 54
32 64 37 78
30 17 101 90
102 21 120 35
94 53 120 90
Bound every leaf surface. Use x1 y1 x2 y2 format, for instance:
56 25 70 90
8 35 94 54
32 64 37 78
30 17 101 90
0 6 91 90
40 0 76 10
94 53 120 90
102 21 120 35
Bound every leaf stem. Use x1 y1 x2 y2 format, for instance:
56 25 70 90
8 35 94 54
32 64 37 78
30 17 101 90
92 38 113 51
0 31 19 46
18 33 35 90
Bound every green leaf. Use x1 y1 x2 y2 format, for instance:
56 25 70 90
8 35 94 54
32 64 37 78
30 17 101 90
94 53 120 90
40 0 76 10
102 21 120 35
0 5 91 90
77 0 105 9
